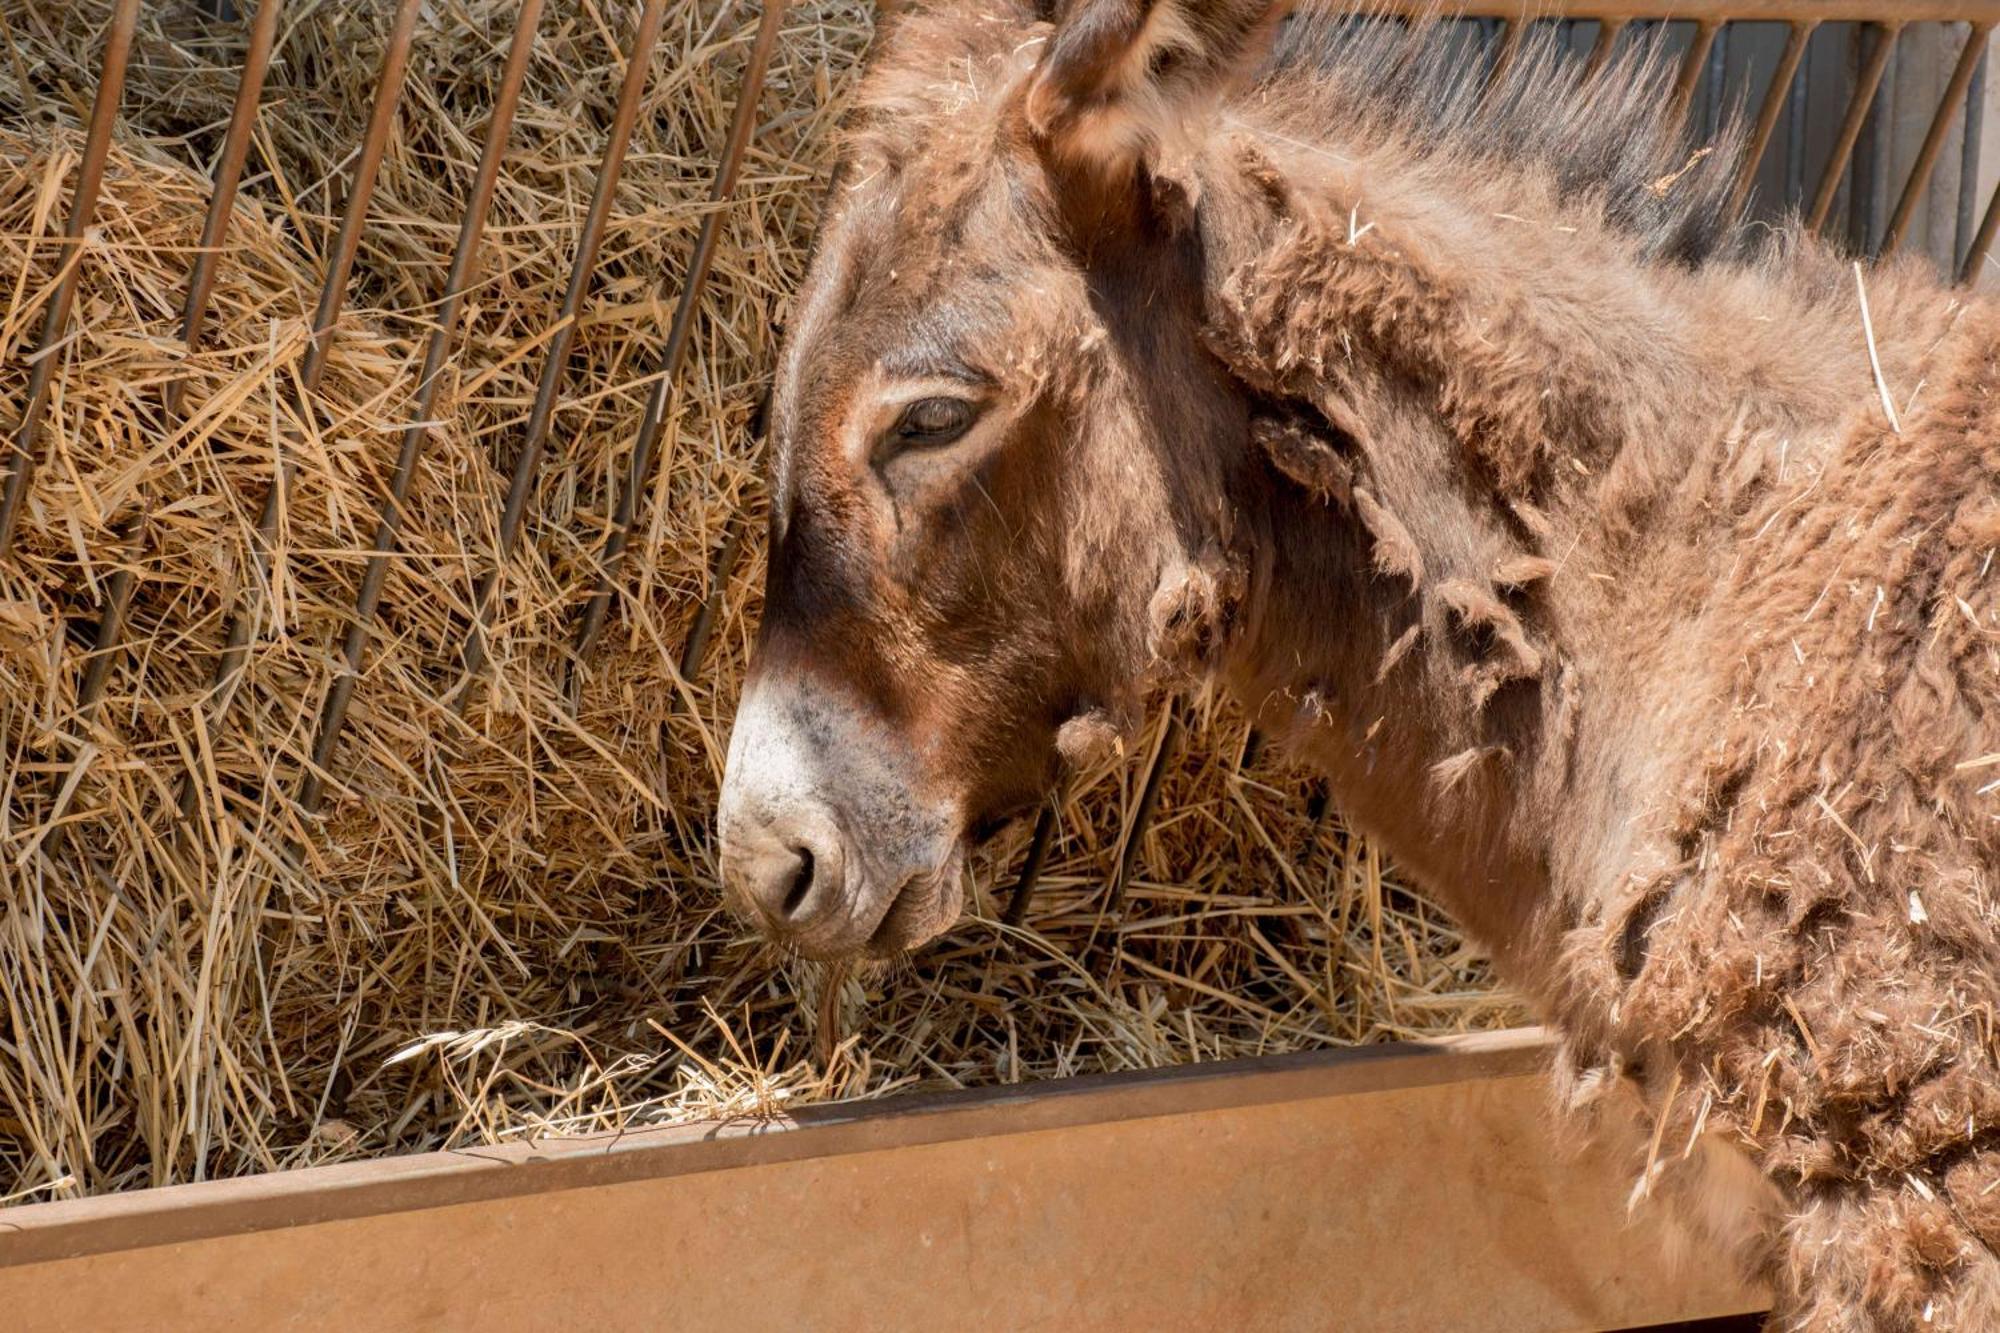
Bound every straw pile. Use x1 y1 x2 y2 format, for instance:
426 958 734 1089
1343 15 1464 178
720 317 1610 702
0 0 1519 1202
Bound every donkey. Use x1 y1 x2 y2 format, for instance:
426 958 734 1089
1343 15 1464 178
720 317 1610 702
715 1 2000 1325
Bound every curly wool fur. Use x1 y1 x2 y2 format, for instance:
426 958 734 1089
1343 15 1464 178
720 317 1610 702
1214 193 2000 1326
1581 312 2000 1329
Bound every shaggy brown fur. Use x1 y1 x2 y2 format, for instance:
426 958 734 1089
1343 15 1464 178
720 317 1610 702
722 4 2000 1325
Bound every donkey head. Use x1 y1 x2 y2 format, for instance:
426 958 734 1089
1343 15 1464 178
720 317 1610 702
718 0 1286 959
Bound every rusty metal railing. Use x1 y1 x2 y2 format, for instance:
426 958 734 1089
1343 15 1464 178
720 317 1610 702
3 2 1998 933
0 0 140 557
296 0 547 815
178 0 426 822
445 0 678 714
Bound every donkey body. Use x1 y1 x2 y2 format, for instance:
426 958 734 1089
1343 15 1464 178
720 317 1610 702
718 4 2000 1325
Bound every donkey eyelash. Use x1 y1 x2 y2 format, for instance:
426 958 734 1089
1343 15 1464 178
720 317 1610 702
879 396 982 457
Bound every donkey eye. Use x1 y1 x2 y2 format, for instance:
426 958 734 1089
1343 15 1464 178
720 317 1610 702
888 397 978 450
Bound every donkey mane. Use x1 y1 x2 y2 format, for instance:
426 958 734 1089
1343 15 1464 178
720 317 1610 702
1256 16 1753 270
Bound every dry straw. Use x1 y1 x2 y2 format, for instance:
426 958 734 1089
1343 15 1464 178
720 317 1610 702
0 0 1517 1200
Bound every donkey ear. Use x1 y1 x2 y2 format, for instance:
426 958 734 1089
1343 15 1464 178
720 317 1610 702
1025 0 1289 181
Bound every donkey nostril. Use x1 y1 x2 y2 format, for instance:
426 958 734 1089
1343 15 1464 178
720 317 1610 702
779 845 816 919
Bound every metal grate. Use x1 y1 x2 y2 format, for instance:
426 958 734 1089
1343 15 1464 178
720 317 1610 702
1 1 1994 916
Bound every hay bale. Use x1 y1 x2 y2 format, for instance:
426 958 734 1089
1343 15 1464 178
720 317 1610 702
0 0 1517 1201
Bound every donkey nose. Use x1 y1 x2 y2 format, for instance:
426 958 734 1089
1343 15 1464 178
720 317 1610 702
733 813 847 936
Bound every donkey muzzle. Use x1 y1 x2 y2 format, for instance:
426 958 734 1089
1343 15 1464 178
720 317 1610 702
718 672 964 959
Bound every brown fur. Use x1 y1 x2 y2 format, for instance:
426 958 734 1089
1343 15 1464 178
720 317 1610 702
727 4 2000 1324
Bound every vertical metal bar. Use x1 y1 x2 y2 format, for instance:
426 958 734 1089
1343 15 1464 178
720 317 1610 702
633 395 763 708
1485 18 1525 92
1786 27 1812 210
676 518 744 683
1584 18 1626 80
1667 21 1720 127
298 1 545 816
450 0 675 707
1295 781 1332 878
1959 180 2000 283
1727 22 1814 221
569 0 786 675
165 0 285 420
1107 706 1181 913
1808 22 1900 236
300 10 425 397
1703 22 1729 140
1852 25 1897 254
42 0 284 858
1882 22 1994 259
36 516 140 862
1957 43 1988 271
74 545 137 724
1002 804 1058 928
73 0 285 732
182 0 425 820
0 0 141 557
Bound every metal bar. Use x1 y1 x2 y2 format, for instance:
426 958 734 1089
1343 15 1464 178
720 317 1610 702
75 563 136 722
1485 17 1525 90
569 0 787 675
1959 178 2000 281
1957 39 1988 269
1785 25 1812 208
1882 21 1994 257
37 522 140 861
676 518 744 684
1703 21 1730 139
165 0 285 420
1584 18 1627 78
1854 27 1896 252
73 0 287 723
1107 706 1181 912
181 0 425 820
1726 21 1815 220
49 1 282 854
213 0 423 678
1473 15 1499 56
297 0 545 816
449 0 674 707
1001 804 1058 928
659 387 769 687
1667 21 1721 126
0 0 141 557
77 0 282 715
1806 21 1900 235
1295 781 1332 877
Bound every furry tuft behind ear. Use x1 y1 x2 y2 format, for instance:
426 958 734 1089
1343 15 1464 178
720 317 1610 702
1024 0 1289 183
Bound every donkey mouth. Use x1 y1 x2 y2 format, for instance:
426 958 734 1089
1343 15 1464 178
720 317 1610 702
859 850 965 959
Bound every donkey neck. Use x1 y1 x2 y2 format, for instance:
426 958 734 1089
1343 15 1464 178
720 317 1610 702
1195 123 1903 986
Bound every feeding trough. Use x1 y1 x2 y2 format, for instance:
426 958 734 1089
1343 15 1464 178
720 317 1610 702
0 1031 1767 1330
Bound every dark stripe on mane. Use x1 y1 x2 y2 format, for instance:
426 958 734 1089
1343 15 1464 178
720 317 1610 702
1256 15 1752 268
